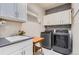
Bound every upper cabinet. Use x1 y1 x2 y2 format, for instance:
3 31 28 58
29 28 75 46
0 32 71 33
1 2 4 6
0 3 16 19
0 3 27 23
60 9 71 24
16 4 27 22
43 9 71 25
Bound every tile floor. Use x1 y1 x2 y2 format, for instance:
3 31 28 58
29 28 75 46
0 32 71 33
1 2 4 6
34 48 62 55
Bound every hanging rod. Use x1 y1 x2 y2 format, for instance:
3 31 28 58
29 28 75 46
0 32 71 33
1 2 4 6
73 9 79 18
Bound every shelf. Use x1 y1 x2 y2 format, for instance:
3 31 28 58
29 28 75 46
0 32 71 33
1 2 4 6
0 16 26 23
27 11 38 18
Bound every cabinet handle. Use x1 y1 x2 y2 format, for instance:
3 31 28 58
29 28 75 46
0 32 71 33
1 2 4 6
15 11 19 17
24 51 26 55
21 51 24 55
21 51 26 55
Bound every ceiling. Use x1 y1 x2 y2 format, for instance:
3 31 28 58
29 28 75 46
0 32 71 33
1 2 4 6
35 3 66 10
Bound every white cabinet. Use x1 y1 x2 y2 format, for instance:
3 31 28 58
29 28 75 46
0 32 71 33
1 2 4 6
12 46 32 55
11 48 30 55
0 39 32 55
43 15 50 25
43 12 60 25
60 10 71 24
49 12 60 25
24 46 33 55
16 4 27 21
43 10 71 25
0 3 16 18
11 49 23 55
0 3 27 23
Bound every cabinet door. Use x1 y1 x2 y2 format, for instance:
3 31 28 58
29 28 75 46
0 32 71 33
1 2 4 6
16 3 27 21
43 15 50 25
43 10 71 25
47 13 55 25
24 46 33 55
0 3 16 18
10 50 22 55
48 10 71 25
22 40 33 55
10 49 26 55
13 46 33 55
60 10 71 24
49 12 60 25
43 13 60 25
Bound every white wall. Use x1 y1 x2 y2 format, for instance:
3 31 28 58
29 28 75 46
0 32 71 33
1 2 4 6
22 21 41 37
72 3 79 54
27 3 45 32
21 3 45 37
0 21 22 38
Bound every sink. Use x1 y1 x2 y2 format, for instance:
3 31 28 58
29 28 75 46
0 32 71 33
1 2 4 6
5 36 31 42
